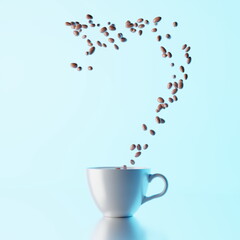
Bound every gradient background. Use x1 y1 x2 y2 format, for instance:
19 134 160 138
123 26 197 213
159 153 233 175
0 0 239 239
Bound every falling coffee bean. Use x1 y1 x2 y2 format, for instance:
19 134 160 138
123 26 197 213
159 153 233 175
143 144 148 150
150 130 156 135
172 88 178 94
184 73 188 80
102 43 107 47
82 24 88 29
88 66 93 71
185 46 191 52
137 144 142 150
153 16 161 23
166 34 171 39
179 66 185 73
82 35 87 39
130 159 135 165
168 52 172 58
97 41 102 47
104 32 109 36
142 124 147 131
89 47 95 55
145 20 149 24
138 30 143 36
114 44 119 50
109 25 116 31
167 82 173 89
86 14 93 19
70 63 78 68
155 116 161 124
100 27 107 33
130 144 136 150
173 22 178 27
160 118 165 123
152 28 157 32
137 18 144 23
135 152 141 157
178 80 184 89
171 63 175 67
77 66 82 71
157 97 164 103
187 57 192 64
108 38 114 43
120 37 127 42
65 22 71 26
73 31 79 36
173 82 178 88
182 44 187 50
160 46 167 53
157 35 162 41
118 33 123 38
173 95 178 101
169 97 174 103
138 24 145 28
172 75 176 79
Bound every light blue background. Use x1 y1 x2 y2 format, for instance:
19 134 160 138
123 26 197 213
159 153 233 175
0 0 239 239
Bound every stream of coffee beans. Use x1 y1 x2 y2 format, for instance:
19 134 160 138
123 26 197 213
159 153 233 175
65 15 192 169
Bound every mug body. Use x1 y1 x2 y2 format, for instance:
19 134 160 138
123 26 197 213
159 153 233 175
87 167 150 217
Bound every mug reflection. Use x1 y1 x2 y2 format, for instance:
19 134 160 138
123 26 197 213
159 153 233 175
91 217 146 240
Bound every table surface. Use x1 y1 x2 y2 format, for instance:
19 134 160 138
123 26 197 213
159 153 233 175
0 185 239 240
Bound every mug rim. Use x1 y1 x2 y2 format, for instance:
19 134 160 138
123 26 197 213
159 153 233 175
87 166 150 170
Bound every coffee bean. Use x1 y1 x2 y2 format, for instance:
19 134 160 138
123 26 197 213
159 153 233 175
157 97 164 103
65 22 71 26
104 32 109 36
108 38 114 43
85 51 89 55
134 23 138 27
185 53 189 58
88 66 93 71
77 66 82 71
143 144 148 150
75 24 82 30
145 20 149 24
157 104 163 110
182 44 187 50
82 35 87 39
137 144 142 150
137 18 144 23
173 95 178 101
100 27 107 33
156 108 160 113
103 43 107 47
184 73 188 80
97 23 100 27
172 75 176 79
173 21 178 27
70 63 78 68
157 35 162 41
121 37 127 42
130 28 136 33
160 118 165 123
82 24 88 29
142 124 147 131
73 31 79 36
172 88 178 94
174 82 178 88
160 46 167 53
167 82 173 89
138 24 145 28
171 63 175 67
97 41 102 47
153 16 161 23
108 22 111 25
79 29 82 33
185 46 191 52
123 165 127 169
162 53 167 58
187 57 192 64
126 22 134 28
156 116 161 124
150 130 156 135
168 52 172 58
109 25 116 31
178 80 183 89
118 33 123 38
130 159 135 165
90 23 95 27
114 44 119 50
88 20 93 24
135 152 141 157
163 103 168 108
86 14 93 19
130 144 136 150
71 25 75 29
138 30 143 36
179 66 185 72
89 47 95 55
169 97 174 103
166 34 171 39
152 28 157 32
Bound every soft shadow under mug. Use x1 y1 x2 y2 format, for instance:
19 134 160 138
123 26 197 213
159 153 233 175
87 167 168 217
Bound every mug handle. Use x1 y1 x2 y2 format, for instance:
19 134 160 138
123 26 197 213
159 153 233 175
142 173 168 204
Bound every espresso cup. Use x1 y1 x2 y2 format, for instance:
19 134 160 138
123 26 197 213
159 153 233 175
87 167 168 218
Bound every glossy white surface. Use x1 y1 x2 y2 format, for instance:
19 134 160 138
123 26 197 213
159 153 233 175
87 167 168 217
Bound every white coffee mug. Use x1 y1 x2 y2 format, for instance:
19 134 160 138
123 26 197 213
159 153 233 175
87 167 168 218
